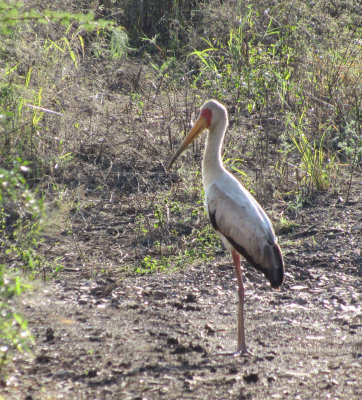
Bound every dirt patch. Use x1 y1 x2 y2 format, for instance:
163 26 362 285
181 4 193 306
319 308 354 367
3 189 361 400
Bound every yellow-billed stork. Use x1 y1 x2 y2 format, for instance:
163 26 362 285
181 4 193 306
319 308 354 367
167 99 284 355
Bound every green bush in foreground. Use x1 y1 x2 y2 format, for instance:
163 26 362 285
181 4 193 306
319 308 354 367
0 264 33 375
0 161 40 373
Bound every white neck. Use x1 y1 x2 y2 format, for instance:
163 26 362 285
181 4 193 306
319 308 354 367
202 120 227 188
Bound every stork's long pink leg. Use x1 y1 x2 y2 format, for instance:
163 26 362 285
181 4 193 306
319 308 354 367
232 250 247 354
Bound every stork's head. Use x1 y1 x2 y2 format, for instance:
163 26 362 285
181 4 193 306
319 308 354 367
201 99 228 130
167 100 228 170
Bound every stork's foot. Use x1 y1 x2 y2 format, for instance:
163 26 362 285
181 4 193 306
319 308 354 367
233 347 254 357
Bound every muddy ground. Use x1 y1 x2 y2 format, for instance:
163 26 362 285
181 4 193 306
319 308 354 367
2 186 361 400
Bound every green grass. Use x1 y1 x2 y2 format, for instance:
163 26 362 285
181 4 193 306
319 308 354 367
275 216 299 235
287 112 335 192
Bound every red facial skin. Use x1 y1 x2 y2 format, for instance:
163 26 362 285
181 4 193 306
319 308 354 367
201 108 212 128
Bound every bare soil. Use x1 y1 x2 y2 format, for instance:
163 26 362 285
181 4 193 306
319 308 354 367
2 186 361 400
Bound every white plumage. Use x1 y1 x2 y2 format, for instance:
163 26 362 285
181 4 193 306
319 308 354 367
168 99 284 354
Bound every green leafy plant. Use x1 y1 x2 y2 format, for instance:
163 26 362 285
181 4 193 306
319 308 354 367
0 1 113 35
0 160 62 279
110 27 129 59
134 256 169 275
0 264 34 374
0 161 41 369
